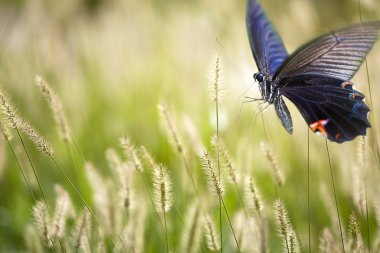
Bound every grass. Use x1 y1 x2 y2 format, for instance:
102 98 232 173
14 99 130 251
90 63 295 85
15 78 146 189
0 0 380 252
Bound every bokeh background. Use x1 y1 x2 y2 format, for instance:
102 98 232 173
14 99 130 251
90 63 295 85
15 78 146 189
0 0 380 251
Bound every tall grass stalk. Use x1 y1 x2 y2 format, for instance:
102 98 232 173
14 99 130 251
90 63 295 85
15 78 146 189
204 214 221 251
347 211 364 252
357 135 371 252
307 129 311 252
0 92 64 250
121 140 164 227
245 176 262 217
212 136 249 217
199 149 241 252
357 2 376 247
325 140 345 253
357 0 380 169
35 76 79 201
152 164 172 253
158 102 198 195
49 156 125 250
211 54 224 252
274 199 299 253
181 205 202 253
1 120 58 251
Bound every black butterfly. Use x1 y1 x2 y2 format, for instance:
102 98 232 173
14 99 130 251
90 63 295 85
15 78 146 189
246 0 380 143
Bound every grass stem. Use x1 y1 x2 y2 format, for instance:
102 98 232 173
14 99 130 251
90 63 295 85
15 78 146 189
325 140 345 253
220 197 241 253
308 129 311 253
163 211 169 253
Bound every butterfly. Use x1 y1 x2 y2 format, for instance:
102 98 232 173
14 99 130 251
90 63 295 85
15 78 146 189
246 0 380 143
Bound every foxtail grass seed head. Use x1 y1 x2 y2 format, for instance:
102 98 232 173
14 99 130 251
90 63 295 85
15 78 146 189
85 162 112 233
140 145 156 170
274 199 299 253
120 136 143 172
158 102 183 153
347 211 364 252
181 204 202 253
32 201 51 247
0 119 12 140
123 200 146 253
357 135 368 169
199 149 224 197
375 200 380 227
182 115 203 152
0 91 53 155
35 76 69 143
0 91 18 128
106 148 123 171
51 185 74 244
211 135 238 184
245 176 263 215
16 118 54 156
152 164 172 213
319 184 344 236
319 228 340 253
261 142 284 186
71 209 91 253
204 214 220 251
233 211 250 251
209 54 223 103
25 225 43 253
351 165 366 215
112 160 134 211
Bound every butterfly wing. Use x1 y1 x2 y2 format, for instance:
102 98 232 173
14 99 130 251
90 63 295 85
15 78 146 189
246 0 288 76
280 75 370 143
273 21 380 142
274 21 380 82
274 96 293 134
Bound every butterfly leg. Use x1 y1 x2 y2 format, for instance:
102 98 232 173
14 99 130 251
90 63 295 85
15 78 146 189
243 96 264 103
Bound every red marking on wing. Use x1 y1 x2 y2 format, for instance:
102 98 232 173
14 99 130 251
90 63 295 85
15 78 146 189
335 133 341 140
349 93 364 99
310 119 329 137
341 81 353 89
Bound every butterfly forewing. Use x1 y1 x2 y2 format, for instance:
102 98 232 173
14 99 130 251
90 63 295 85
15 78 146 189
246 0 288 76
274 21 380 82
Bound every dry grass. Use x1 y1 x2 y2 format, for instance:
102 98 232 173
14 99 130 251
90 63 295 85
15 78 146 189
0 0 380 252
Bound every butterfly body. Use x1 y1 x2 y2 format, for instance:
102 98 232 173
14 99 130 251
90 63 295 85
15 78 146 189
246 0 379 143
254 73 278 104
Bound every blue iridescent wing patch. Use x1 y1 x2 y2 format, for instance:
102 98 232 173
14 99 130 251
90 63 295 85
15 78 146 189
246 0 288 76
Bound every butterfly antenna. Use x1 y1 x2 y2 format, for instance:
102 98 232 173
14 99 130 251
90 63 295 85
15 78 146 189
215 37 250 64
239 81 255 99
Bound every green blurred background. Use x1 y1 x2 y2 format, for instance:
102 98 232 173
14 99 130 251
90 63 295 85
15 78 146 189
0 0 380 251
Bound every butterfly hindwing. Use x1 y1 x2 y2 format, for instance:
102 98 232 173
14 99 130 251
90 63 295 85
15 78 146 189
274 96 293 134
246 0 288 75
281 75 370 143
